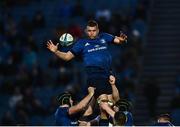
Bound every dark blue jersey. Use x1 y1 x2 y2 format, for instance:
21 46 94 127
70 33 115 75
124 111 133 126
54 107 78 126
93 115 113 126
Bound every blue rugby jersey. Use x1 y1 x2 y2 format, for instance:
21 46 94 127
55 107 78 126
93 115 113 126
70 33 115 74
124 111 133 126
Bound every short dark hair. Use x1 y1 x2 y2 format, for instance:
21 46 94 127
158 114 171 121
114 111 127 126
87 20 98 27
115 99 132 112
56 92 71 106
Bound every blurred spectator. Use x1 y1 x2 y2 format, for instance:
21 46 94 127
95 7 112 32
47 96 58 114
48 54 73 69
15 109 29 125
130 30 143 55
68 23 83 39
15 65 30 87
170 94 180 110
58 0 73 18
5 14 19 45
175 73 180 95
135 3 147 21
121 47 138 73
19 15 33 35
131 19 146 38
22 46 38 70
95 6 111 22
0 19 5 35
32 10 46 29
25 35 39 52
171 108 180 126
122 79 136 103
170 93 180 125
29 65 43 87
143 78 160 117
1 111 15 125
71 0 84 17
21 86 46 116
56 67 72 86
0 41 11 63
9 86 23 108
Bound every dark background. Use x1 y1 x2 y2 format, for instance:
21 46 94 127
0 0 179 125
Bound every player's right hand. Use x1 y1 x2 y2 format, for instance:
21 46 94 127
88 87 95 96
47 40 59 53
109 75 116 85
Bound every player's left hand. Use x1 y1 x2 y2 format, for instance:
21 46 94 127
88 87 96 96
109 75 116 85
117 32 127 43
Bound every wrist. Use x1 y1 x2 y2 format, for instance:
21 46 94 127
89 92 94 96
53 50 58 53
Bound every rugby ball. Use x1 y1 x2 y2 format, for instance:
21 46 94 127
59 33 74 46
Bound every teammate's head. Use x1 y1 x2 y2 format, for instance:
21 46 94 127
56 92 73 107
97 94 108 104
114 111 127 126
157 113 171 123
114 99 132 112
85 20 99 39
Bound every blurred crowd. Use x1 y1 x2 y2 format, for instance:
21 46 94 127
0 0 178 126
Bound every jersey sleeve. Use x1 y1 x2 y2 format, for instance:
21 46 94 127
70 40 83 56
101 33 115 44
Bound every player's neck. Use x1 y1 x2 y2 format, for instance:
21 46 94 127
87 35 99 40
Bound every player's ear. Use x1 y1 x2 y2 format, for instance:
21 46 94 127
84 28 87 34
97 28 99 34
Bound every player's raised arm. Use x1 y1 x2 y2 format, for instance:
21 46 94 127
46 40 74 61
109 75 120 102
113 32 127 44
68 87 95 115
99 102 115 118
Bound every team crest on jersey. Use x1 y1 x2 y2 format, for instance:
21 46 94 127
100 39 106 44
95 45 99 48
85 42 90 46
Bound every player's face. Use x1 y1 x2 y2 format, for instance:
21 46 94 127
86 26 99 39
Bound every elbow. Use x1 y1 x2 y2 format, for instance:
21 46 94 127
114 96 120 102
64 58 70 62
80 103 86 109
64 56 71 61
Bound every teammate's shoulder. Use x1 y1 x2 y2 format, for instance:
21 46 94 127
99 32 113 37
75 38 87 43
72 38 85 46
100 32 112 35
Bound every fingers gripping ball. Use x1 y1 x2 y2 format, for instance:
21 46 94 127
59 33 74 46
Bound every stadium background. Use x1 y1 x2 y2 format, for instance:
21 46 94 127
0 0 179 125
